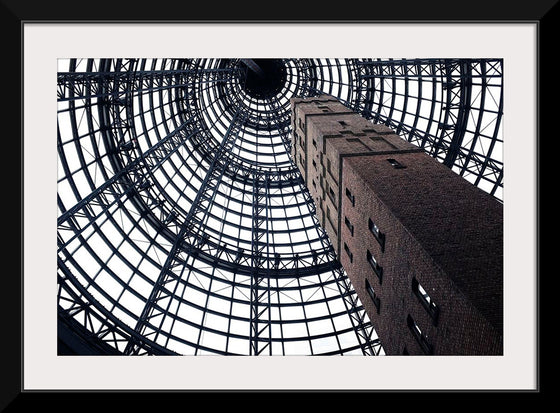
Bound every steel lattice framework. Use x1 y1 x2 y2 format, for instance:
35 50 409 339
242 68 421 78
57 58 503 355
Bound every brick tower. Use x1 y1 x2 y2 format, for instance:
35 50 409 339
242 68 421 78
291 95 503 355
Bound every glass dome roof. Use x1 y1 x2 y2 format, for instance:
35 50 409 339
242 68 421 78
57 58 503 355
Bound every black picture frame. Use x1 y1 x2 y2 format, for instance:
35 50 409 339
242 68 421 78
6 0 553 408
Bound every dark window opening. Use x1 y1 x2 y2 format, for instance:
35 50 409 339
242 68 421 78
327 206 337 235
339 120 348 127
344 216 354 236
326 159 337 183
345 187 355 206
312 138 317 148
407 314 433 355
344 243 353 263
366 249 383 284
368 218 385 252
328 186 336 204
312 159 317 170
365 279 380 314
387 158 406 169
412 278 440 326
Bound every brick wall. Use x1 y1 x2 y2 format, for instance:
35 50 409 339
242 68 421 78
291 95 503 355
342 153 503 354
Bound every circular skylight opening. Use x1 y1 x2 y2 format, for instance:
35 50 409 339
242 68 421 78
241 59 287 99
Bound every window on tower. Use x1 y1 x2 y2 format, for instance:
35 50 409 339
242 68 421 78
345 187 355 206
344 216 354 236
387 158 406 169
327 158 336 181
366 249 383 284
328 186 336 205
407 314 433 355
344 242 353 263
412 278 440 326
368 217 385 252
365 279 380 314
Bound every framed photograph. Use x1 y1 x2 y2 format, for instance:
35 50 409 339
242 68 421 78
9 0 552 407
